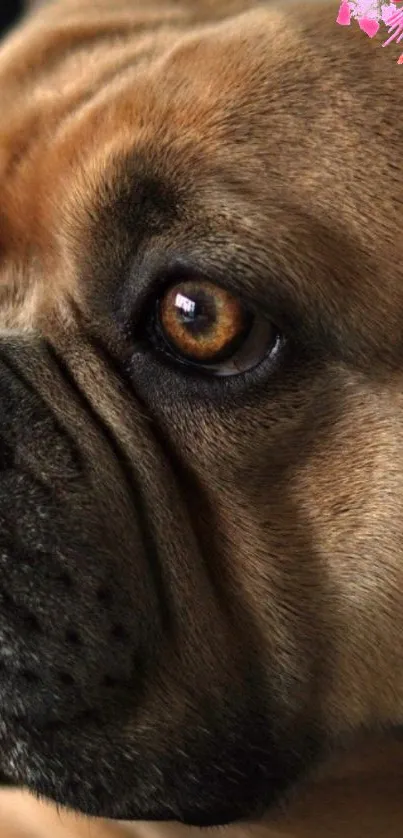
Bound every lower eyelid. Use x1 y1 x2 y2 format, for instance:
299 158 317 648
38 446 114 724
148 315 281 378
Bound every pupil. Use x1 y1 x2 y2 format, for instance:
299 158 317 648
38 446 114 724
174 291 216 335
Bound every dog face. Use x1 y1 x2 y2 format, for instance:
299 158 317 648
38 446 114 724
0 0 402 827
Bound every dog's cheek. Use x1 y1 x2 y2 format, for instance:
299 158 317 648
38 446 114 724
292 377 403 733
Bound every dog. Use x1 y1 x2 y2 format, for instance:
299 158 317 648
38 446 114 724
0 0 403 836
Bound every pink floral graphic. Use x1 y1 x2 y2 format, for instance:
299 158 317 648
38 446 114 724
359 16 380 35
337 1 352 24
336 0 403 61
383 5 403 44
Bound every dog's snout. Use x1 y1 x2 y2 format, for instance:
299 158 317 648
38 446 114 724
0 344 147 727
0 550 140 725
0 343 85 485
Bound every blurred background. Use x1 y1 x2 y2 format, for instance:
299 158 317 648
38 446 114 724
0 0 25 36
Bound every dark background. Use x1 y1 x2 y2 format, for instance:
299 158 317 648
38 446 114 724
0 0 25 37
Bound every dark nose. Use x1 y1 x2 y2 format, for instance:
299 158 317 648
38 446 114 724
0 341 151 728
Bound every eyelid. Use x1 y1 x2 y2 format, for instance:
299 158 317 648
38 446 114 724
133 260 262 339
121 246 301 356
122 248 252 320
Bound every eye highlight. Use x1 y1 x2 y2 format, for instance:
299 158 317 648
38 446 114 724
150 278 281 377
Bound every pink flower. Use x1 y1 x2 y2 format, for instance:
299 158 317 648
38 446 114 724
383 8 403 45
387 7 403 24
352 0 382 19
358 16 380 35
382 3 399 23
337 0 352 25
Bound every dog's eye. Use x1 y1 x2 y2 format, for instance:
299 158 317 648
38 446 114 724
152 279 279 376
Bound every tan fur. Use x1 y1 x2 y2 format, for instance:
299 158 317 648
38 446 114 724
1 0 403 836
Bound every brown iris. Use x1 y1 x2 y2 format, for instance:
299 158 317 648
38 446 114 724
158 279 253 364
